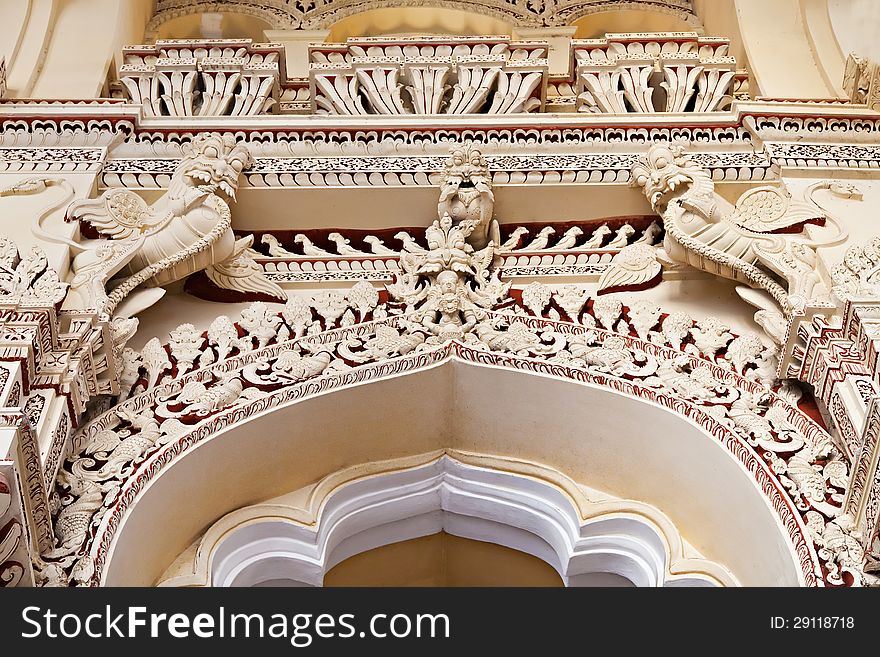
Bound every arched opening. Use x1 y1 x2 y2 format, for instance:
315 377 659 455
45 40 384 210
162 454 731 587
154 12 273 42
322 534 567 586
100 360 803 587
325 8 513 42
570 9 696 39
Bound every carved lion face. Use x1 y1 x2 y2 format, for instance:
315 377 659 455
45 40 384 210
178 135 253 202
441 145 491 196
631 144 694 209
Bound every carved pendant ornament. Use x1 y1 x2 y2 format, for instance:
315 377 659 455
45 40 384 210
17 141 872 588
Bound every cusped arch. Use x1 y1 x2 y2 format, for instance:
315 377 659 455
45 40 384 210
160 453 738 587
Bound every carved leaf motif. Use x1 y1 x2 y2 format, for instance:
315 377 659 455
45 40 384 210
283 295 313 338
197 347 216 370
628 299 661 340
724 334 764 374
140 338 171 390
117 348 142 402
0 239 68 305
347 281 379 318
239 302 282 349
592 296 622 330
661 311 693 348
689 317 733 359
521 282 551 316
168 323 203 375
207 315 238 361
312 290 348 327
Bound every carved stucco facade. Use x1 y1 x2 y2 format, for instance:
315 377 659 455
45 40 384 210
1 0 880 588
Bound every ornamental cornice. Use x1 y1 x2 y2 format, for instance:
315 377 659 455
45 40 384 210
100 150 773 190
2 102 879 185
1 100 879 157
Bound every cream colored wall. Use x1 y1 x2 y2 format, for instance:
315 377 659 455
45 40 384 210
326 8 513 41
1 0 57 98
322 532 566 587
828 0 880 61
783 174 880 281
0 173 95 279
156 12 272 42
728 0 844 98
570 9 694 39
1 0 152 99
694 0 748 68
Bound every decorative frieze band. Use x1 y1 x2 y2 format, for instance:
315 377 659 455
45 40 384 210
767 142 880 169
100 150 772 189
118 40 285 117
309 37 548 115
0 148 105 173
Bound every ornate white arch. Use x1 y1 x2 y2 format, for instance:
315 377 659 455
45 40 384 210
43 309 849 588
161 453 736 587
33 143 868 588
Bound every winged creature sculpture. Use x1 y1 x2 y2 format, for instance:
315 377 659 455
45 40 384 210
601 143 846 341
61 134 285 316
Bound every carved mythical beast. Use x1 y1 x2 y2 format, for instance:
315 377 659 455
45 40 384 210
622 143 846 341
60 134 285 315
437 143 500 250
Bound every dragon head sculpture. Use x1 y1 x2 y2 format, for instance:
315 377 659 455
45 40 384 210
171 134 254 203
631 143 709 211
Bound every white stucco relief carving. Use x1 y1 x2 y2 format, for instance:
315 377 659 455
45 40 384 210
3 6 880 591
54 134 285 317
118 41 282 117
26 142 874 588
310 38 547 115
574 33 745 114
624 143 849 349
